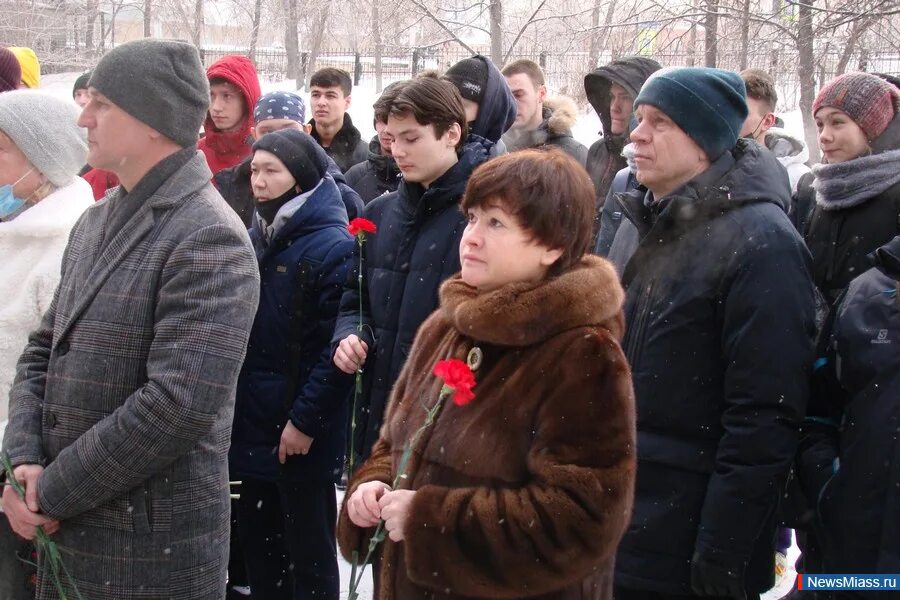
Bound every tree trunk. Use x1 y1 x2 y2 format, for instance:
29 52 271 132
704 0 719 68
249 0 263 63
797 0 819 163
143 0 151 37
191 0 203 48
739 0 750 70
588 0 617 71
688 0 699 65
285 0 300 80
84 0 98 51
489 0 503 65
373 0 383 93
835 18 871 75
303 2 331 90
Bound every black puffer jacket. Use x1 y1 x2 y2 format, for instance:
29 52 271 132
797 235 900 584
331 136 493 465
344 136 401 203
584 57 661 219
310 113 370 173
800 114 900 307
612 140 817 595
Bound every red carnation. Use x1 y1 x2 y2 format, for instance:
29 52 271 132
433 359 476 406
348 217 377 237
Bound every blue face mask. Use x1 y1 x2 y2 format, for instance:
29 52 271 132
0 169 34 218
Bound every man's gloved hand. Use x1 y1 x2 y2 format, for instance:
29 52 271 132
691 551 747 599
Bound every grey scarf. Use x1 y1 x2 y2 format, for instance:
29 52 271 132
812 148 900 210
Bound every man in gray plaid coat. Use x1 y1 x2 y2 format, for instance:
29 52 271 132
1 39 260 599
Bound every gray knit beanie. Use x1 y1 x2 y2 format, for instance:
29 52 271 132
89 39 210 148
0 90 87 187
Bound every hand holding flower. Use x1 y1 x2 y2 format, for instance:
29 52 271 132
379 490 416 542
2 465 60 540
334 334 369 374
347 481 393 528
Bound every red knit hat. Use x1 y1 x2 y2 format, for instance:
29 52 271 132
0 48 21 93
813 72 900 141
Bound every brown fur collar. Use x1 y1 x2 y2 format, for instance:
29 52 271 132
439 255 624 346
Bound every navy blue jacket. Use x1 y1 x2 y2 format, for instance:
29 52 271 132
331 137 492 465
230 177 355 483
611 140 817 594
799 235 900 580
468 55 516 145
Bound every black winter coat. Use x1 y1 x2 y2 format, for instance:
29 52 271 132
230 177 355 483
798 235 900 583
344 136 400 203
611 141 817 595
800 116 900 307
331 136 492 465
215 154 364 227
311 114 370 173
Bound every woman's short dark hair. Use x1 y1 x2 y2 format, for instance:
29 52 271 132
460 148 594 277
388 77 468 151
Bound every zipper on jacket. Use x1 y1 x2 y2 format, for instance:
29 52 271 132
625 280 655 364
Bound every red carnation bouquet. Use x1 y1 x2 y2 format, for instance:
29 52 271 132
347 218 377 476
347 358 476 599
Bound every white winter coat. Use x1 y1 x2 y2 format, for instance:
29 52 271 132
0 177 93 424
765 127 812 194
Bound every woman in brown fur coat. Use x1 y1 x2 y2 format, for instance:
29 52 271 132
338 148 636 600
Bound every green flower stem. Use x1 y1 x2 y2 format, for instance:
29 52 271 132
348 235 366 478
1 454 83 600
346 389 450 599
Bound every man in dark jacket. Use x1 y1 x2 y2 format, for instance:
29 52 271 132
216 90 363 226
344 81 406 203
584 56 661 236
229 129 354 600
331 77 491 466
308 68 369 173
798 235 900 587
606 68 816 600
444 55 516 153
500 59 587 164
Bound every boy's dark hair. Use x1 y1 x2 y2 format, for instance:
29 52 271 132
460 148 593 277
740 68 778 112
501 59 545 87
373 80 409 124
388 77 468 151
310 68 352 96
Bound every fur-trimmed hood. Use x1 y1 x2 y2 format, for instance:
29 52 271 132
501 95 587 162
440 254 625 345
543 95 580 136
